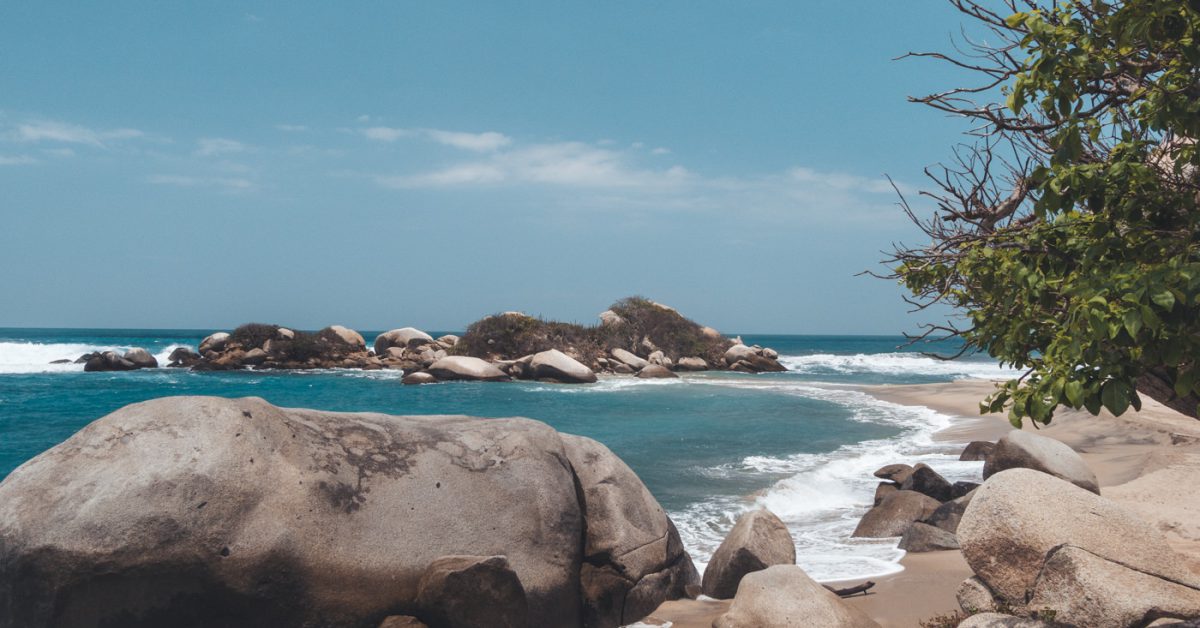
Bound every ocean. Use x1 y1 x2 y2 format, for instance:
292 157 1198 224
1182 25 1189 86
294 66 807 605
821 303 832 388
0 328 1013 582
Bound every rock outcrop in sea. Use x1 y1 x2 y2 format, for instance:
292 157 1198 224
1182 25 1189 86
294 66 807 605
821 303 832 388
0 396 699 628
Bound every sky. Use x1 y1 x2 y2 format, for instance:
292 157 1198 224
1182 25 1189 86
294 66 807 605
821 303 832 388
0 2 983 334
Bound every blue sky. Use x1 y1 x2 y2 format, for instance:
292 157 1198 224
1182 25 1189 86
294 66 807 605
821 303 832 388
0 2 980 333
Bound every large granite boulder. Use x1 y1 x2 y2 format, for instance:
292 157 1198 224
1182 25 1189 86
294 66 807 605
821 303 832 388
983 430 1099 494
198 332 230 354
1026 544 1200 627
957 576 997 613
712 565 880 628
959 440 995 461
374 328 434 354
957 614 1052 628
723 344 757 366
957 468 1200 604
922 489 975 534
897 522 959 552
123 348 158 369
872 463 913 484
530 349 597 384
323 325 366 350
82 350 138 372
561 435 698 626
426 356 511 382
636 365 678 379
674 357 708 372
701 509 796 599
414 555 527 628
167 347 202 367
0 396 697 627
900 463 953 502
610 348 647 370
852 490 940 538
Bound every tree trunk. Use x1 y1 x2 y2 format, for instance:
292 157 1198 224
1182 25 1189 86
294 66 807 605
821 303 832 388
1135 369 1199 419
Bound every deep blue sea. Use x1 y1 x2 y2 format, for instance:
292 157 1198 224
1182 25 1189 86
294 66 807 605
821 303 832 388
0 329 1013 581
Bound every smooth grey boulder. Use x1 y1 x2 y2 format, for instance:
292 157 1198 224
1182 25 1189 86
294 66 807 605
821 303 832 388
675 357 708 371
530 349 597 384
1026 545 1200 628
167 346 202 367
610 348 647 370
374 327 434 354
712 565 880 628
923 489 976 534
723 344 757 366
957 576 997 613
951 480 980 499
83 350 138 372
701 509 796 599
960 440 995 461
957 614 1052 628
898 522 959 552
415 555 528 628
983 429 1099 494
957 468 1200 603
426 356 511 382
852 490 940 538
637 365 678 379
198 331 230 354
0 396 695 628
900 463 953 502
562 435 699 627
873 463 913 484
401 371 438 385
123 348 158 369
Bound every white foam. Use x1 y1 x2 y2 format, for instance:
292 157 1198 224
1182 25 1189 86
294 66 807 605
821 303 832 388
669 381 984 582
779 352 1015 380
0 341 112 374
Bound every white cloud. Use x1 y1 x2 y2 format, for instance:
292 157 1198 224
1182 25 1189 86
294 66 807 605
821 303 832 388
14 120 144 147
195 138 247 157
425 129 511 152
361 126 410 142
651 147 671 155
0 155 38 166
148 174 255 191
275 124 309 132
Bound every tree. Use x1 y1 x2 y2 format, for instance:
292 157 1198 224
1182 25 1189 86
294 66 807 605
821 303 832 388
886 0 1200 425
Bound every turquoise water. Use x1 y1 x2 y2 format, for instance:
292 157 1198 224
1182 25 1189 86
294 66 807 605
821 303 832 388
0 328 1011 580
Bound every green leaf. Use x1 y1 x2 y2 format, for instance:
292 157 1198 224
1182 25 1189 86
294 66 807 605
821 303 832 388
1084 394 1103 415
1064 380 1084 406
1101 380 1132 416
1152 290 1176 310
1122 310 1142 337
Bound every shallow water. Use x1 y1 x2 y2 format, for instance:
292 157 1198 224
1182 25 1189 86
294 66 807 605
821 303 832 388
0 328 1014 580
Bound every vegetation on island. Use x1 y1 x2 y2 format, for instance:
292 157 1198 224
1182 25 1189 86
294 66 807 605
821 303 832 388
887 0 1200 424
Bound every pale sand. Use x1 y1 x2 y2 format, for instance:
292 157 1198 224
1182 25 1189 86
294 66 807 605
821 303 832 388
642 378 1200 627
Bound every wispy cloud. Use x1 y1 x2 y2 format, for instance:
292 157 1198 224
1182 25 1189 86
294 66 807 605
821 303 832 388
195 137 248 157
0 154 38 166
13 120 144 147
275 124 309 132
148 174 255 191
361 126 411 142
425 130 511 152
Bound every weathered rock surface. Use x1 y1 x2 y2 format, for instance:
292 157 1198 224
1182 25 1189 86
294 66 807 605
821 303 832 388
415 555 528 628
1026 545 1200 628
198 332 230 354
374 328 434 354
701 509 796 599
957 576 997 613
873 463 913 484
873 482 898 506
897 522 959 552
922 489 976 535
983 429 1100 494
324 325 366 350
530 349 597 384
562 435 699 626
0 397 696 628
712 565 880 628
852 490 941 538
951 480 980 499
426 356 511 382
900 463 954 502
957 468 1200 603
82 350 138 372
377 616 427 628
123 348 158 369
960 440 995 461
956 614 1052 628
723 344 757 365
610 348 648 370
636 364 678 379
401 372 438 385
675 357 708 371
167 346 202 367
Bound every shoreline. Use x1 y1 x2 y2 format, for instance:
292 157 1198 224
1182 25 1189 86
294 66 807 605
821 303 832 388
645 376 1200 627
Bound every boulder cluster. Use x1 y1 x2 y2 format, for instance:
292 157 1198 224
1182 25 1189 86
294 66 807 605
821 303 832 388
856 429 1200 627
0 397 700 628
75 347 159 371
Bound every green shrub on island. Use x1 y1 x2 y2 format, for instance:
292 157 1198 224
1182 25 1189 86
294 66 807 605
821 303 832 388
230 323 280 350
454 296 732 364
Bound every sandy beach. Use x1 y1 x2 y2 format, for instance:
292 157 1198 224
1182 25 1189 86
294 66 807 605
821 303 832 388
643 377 1200 627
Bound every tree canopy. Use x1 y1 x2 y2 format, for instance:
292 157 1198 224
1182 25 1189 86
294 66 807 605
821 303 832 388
889 0 1200 424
